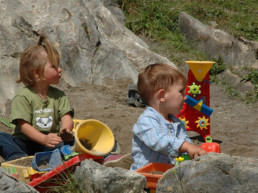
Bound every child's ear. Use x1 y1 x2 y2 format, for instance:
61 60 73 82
32 68 40 79
157 89 166 102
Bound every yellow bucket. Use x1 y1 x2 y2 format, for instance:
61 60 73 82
74 119 115 156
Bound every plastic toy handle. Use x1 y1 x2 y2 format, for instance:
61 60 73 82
60 145 72 155
205 136 212 143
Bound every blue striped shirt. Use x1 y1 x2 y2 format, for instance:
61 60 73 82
130 107 192 171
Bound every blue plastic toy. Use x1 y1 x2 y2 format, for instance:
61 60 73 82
185 95 213 116
32 149 63 172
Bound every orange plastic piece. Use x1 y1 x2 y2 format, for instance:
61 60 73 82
135 163 174 190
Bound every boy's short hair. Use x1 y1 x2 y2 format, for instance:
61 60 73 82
137 63 186 105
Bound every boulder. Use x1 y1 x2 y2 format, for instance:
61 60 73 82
179 12 258 68
74 159 147 193
157 153 258 193
217 69 255 94
0 167 38 193
0 0 174 114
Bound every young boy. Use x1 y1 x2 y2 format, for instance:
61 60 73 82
130 63 206 170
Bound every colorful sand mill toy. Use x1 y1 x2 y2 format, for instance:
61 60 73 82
178 61 215 140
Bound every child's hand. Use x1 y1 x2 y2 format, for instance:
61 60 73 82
44 133 62 148
187 145 207 159
60 127 74 142
180 141 207 159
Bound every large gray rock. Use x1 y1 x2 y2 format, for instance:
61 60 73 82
74 159 147 193
157 153 258 193
179 12 258 68
218 69 255 94
0 0 174 114
0 167 38 193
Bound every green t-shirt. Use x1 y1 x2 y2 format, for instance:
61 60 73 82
11 86 73 140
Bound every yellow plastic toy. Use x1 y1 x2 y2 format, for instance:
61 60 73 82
1 156 45 183
195 116 210 130
74 119 115 156
179 117 189 128
185 61 215 82
188 82 201 97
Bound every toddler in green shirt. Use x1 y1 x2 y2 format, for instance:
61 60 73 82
0 35 74 161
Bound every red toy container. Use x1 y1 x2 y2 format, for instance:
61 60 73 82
135 163 174 192
28 153 103 192
200 136 221 153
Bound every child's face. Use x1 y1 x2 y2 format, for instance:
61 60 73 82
163 79 186 115
42 60 62 85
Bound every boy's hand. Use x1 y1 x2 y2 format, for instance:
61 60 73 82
180 141 207 159
60 127 74 142
44 133 62 148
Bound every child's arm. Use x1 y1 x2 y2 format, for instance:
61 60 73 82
17 119 62 147
180 141 206 159
178 121 206 158
59 113 74 142
179 121 193 144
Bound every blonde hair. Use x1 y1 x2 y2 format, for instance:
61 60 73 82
137 63 186 105
17 35 60 87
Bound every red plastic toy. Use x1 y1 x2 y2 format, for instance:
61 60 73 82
28 153 103 192
200 136 221 153
177 61 215 140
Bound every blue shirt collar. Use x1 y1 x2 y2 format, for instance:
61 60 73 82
146 106 181 125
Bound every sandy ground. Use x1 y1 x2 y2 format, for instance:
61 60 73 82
0 73 257 163
62 81 258 158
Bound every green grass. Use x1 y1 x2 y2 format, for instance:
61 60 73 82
116 0 257 103
221 80 258 104
117 0 209 66
116 0 257 64
243 69 258 85
116 0 258 66
183 0 258 41
117 0 257 41
43 170 85 193
210 57 227 75
242 69 258 103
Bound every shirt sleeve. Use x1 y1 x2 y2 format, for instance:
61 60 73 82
133 115 185 158
10 95 32 124
58 94 73 118
185 131 192 144
179 121 193 144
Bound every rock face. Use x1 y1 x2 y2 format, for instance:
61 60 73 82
74 159 147 193
218 69 254 94
157 153 258 193
179 12 258 68
0 0 174 114
0 167 39 193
